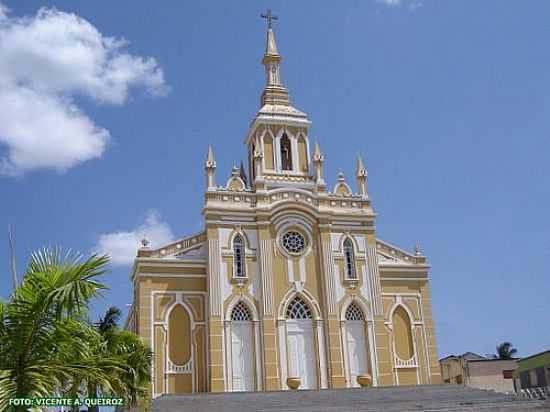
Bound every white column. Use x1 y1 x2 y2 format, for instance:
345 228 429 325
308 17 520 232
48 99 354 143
208 238 222 316
320 240 337 316
223 320 232 391
317 320 328 389
291 134 299 173
259 238 274 316
367 320 379 386
277 319 288 390
253 320 263 390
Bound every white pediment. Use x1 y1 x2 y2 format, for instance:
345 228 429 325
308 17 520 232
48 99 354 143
175 244 206 260
376 239 418 265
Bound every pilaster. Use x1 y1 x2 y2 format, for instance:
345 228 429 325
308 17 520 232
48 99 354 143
206 227 225 392
257 224 280 390
319 229 346 388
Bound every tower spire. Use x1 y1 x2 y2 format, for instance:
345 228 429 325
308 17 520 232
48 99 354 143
260 10 290 107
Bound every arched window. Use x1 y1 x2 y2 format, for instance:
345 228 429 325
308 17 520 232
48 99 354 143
343 238 357 280
231 301 252 321
233 234 246 278
280 133 293 171
286 296 313 319
345 302 365 321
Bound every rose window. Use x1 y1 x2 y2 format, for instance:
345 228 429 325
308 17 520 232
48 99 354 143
282 231 306 254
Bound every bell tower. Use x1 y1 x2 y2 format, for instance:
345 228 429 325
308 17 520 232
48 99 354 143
245 11 314 191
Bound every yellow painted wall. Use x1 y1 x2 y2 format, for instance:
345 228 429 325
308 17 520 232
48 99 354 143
168 304 192 365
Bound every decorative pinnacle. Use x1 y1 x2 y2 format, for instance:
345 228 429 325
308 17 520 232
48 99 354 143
414 242 422 256
337 171 345 182
231 164 239 176
356 154 367 177
205 145 216 168
313 141 324 163
141 237 150 248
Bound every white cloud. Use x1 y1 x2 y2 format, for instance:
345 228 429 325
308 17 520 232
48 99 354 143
94 210 175 266
0 5 167 175
375 0 422 8
376 0 402 6
0 3 8 20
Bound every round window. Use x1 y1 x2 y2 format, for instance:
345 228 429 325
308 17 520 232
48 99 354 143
282 231 306 254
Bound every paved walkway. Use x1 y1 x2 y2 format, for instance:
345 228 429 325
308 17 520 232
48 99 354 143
150 385 549 411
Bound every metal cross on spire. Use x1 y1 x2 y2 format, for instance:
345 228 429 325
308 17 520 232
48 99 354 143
261 9 278 29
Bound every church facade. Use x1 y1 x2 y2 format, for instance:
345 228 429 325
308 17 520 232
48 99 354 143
126 21 441 397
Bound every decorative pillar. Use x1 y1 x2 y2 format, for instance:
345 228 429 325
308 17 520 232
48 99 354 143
257 226 279 390
356 155 368 198
312 141 326 193
253 320 263 390
205 145 216 190
254 144 266 191
319 229 346 388
207 230 225 392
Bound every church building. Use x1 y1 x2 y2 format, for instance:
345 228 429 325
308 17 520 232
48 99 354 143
126 15 441 397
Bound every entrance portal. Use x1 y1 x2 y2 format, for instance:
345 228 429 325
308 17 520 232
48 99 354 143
285 296 318 390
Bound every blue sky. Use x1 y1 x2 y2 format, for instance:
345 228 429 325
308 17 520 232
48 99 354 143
1 0 549 359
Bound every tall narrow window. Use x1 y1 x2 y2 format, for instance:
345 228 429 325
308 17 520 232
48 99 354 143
281 134 293 171
343 238 357 280
233 234 246 278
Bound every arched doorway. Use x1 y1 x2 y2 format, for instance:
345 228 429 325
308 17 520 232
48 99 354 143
344 302 369 388
285 296 318 390
230 301 255 391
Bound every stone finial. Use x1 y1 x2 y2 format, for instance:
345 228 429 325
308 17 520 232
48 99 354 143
252 144 264 184
313 141 324 163
356 154 368 198
356 154 367 178
205 145 217 190
337 171 345 182
312 140 325 191
205 144 216 169
231 164 239 177
137 236 153 258
414 242 422 256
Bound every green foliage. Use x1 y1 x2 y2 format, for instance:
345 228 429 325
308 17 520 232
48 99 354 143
495 342 518 360
0 248 152 411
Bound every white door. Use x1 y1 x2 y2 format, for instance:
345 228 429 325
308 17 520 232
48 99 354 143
346 321 368 388
231 322 254 391
287 320 317 389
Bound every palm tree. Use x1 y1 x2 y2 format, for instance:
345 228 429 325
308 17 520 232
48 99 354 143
0 248 152 411
86 307 152 412
495 342 518 359
0 248 120 411
96 306 121 335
